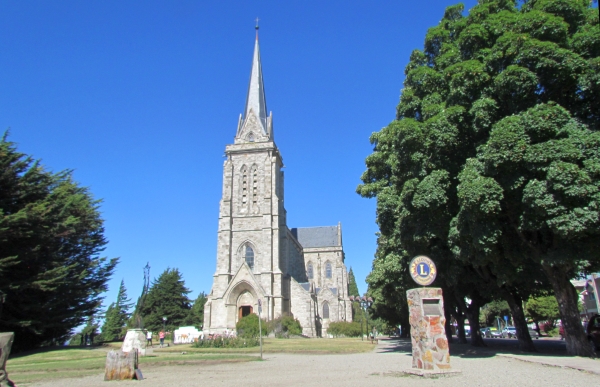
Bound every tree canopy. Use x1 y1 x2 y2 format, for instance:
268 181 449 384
359 0 599 356
139 268 191 332
183 291 207 329
0 133 118 351
525 295 561 326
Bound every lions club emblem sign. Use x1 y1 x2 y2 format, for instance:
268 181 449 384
409 256 437 286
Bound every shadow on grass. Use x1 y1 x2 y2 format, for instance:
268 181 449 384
375 337 567 359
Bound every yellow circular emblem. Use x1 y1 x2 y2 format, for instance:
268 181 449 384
409 256 437 286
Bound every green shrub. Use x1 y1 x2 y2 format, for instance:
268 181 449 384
192 336 259 348
281 316 302 335
327 321 362 337
267 316 303 337
236 314 267 338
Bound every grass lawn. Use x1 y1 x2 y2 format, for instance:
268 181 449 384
7 346 258 385
7 337 375 384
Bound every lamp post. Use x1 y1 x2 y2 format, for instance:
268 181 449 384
162 316 167 333
350 295 373 341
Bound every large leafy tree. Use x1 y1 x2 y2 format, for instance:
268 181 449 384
359 0 599 356
139 268 191 332
0 133 118 351
101 280 133 341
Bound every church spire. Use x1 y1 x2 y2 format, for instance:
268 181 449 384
241 21 270 137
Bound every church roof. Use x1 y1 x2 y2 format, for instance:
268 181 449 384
290 225 341 248
243 29 268 135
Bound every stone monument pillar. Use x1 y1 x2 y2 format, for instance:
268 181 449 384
121 329 148 356
0 333 15 387
405 256 459 377
407 288 451 370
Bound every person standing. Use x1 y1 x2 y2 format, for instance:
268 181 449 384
146 331 152 347
159 330 165 348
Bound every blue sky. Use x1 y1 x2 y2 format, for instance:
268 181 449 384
0 0 479 311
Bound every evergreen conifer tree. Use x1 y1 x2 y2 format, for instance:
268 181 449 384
0 133 117 351
183 292 207 328
101 280 133 341
348 268 360 297
347 268 363 323
139 268 191 331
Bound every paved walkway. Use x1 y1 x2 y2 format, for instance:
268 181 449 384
28 338 600 387
498 353 600 375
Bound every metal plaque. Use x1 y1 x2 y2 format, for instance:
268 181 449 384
422 299 441 316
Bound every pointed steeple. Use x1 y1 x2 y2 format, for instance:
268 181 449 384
238 24 271 139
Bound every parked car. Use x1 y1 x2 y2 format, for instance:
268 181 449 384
489 328 502 338
502 326 517 338
480 327 501 338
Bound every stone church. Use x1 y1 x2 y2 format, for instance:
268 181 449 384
203 30 352 337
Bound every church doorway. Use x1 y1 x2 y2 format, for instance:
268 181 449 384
239 305 253 319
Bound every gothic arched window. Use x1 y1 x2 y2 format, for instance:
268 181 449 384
325 262 332 279
252 166 258 208
245 245 254 270
323 302 330 319
307 263 313 279
241 166 248 205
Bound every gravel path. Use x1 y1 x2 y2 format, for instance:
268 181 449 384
28 339 600 387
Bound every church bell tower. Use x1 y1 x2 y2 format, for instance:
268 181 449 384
204 27 287 332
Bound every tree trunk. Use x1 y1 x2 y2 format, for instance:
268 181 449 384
503 289 536 352
542 263 594 357
465 298 486 347
452 309 467 344
400 308 411 338
104 350 138 381
444 305 454 344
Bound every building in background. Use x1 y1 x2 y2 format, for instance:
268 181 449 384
572 274 600 321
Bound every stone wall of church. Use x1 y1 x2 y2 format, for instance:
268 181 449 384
226 148 281 277
316 288 341 336
289 278 317 337
283 229 306 282
304 248 347 296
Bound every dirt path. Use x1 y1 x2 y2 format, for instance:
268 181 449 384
27 339 600 386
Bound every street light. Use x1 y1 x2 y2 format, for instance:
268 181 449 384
162 316 167 333
350 295 373 341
